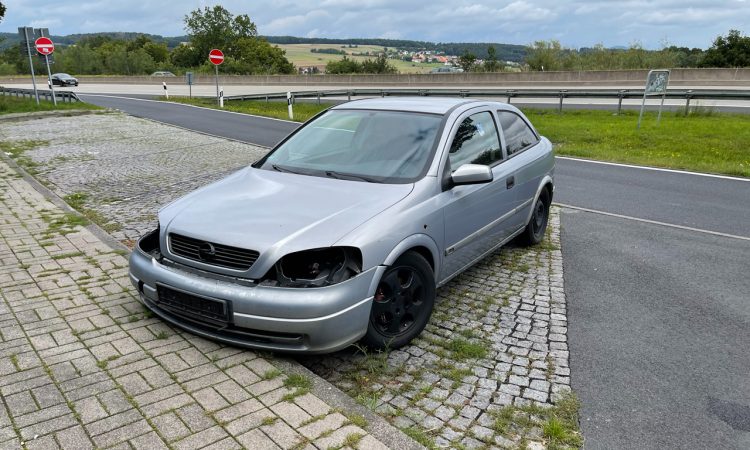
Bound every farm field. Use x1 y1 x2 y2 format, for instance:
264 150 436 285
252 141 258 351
274 43 446 73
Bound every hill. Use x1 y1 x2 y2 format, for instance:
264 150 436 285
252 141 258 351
0 31 526 61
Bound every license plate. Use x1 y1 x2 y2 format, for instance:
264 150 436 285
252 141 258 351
156 284 229 325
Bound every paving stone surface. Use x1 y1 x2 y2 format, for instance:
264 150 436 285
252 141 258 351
300 210 570 448
2 112 573 449
0 112 267 245
0 157 387 449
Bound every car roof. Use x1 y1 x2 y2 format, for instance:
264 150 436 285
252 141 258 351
332 97 480 115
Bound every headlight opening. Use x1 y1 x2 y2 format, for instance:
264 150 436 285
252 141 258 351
274 247 362 288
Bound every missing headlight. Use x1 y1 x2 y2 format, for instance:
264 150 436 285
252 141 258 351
273 247 362 288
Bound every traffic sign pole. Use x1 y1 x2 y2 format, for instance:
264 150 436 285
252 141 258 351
215 64 220 106
22 28 40 105
208 49 224 107
44 54 57 106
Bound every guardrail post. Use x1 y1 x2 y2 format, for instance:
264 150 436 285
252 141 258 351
558 90 567 113
507 90 516 104
617 90 627 115
317 92 321 105
684 90 693 115
381 90 385 98
347 91 351 101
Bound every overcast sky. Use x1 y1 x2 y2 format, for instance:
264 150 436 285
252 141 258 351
3 1 749 49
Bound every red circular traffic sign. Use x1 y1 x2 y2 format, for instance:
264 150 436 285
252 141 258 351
208 49 224 65
35 37 55 55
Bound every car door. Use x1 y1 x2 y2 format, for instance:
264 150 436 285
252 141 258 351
440 109 518 281
496 110 544 227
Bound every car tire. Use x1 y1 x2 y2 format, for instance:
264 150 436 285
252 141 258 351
362 251 435 350
518 188 550 246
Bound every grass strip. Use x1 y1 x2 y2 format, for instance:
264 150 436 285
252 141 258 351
0 95 101 115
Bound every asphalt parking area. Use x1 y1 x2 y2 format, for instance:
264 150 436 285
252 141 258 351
2 111 576 448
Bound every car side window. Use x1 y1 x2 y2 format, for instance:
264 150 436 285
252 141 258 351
448 112 502 170
497 111 539 157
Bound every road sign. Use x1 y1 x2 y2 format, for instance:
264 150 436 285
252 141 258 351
35 37 54 55
209 49 224 65
638 69 670 129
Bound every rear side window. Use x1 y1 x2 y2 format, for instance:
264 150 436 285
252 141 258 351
497 111 539 157
448 111 502 169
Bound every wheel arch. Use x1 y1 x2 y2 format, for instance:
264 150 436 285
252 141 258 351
524 175 554 226
381 234 440 282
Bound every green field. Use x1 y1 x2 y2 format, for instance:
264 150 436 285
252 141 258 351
163 98 750 178
0 95 102 115
274 43 445 74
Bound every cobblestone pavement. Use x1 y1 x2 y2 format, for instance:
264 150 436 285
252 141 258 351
0 112 267 244
301 210 571 448
0 158 391 449
2 112 575 449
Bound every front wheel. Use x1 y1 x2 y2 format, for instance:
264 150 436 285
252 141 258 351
362 251 435 350
518 189 550 246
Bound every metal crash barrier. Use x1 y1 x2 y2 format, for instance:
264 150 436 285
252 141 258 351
228 88 750 113
0 86 81 103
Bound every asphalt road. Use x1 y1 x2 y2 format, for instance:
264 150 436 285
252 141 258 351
81 93 750 448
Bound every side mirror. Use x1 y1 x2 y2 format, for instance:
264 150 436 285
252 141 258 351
451 164 493 186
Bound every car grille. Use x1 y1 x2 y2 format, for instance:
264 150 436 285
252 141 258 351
168 233 259 271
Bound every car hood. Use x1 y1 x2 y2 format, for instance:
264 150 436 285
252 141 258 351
159 167 413 269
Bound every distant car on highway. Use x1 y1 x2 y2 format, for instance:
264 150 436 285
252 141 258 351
430 67 464 73
129 97 555 353
151 71 176 77
51 73 78 86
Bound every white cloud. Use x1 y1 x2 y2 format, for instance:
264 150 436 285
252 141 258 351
1 0 749 49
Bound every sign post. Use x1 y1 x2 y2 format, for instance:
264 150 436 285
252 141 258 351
287 92 294 120
35 36 56 106
637 69 670 129
185 72 194 99
208 49 224 106
19 27 40 105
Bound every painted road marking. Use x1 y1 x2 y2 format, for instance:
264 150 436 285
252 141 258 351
556 203 750 242
556 156 750 182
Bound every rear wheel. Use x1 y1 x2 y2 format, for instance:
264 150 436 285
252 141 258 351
519 188 550 246
362 252 435 350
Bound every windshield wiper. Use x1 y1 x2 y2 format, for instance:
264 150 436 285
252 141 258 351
324 170 381 183
271 164 305 175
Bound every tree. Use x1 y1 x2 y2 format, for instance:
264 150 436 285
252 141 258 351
701 30 750 67
484 45 500 72
458 51 477 71
361 54 397 74
0 2 5 23
184 6 257 59
524 40 567 71
325 56 362 74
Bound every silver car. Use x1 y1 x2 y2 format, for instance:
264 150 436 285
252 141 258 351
129 97 554 354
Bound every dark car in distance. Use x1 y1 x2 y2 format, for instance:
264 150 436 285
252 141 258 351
51 73 79 87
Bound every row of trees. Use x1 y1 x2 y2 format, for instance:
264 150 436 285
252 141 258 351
325 55 397 74
521 30 750 72
0 6 295 76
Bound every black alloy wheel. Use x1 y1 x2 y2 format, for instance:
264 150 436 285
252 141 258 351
519 189 550 246
363 251 435 350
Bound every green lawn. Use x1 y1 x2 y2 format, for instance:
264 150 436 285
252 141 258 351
0 95 101 115
163 98 750 178
526 109 750 178
168 96 329 123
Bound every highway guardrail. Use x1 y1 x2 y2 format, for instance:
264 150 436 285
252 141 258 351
0 86 80 103
226 88 750 113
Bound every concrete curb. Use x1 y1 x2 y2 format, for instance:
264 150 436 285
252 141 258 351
0 109 109 122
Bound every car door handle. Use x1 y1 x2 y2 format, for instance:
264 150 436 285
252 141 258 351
506 176 515 189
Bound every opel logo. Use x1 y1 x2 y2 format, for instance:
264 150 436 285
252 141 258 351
198 242 216 260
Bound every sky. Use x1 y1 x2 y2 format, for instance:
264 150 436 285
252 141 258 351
2 0 749 49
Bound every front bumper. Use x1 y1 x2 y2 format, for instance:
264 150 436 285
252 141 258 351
129 235 383 354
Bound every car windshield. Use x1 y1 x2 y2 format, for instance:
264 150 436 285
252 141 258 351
258 109 442 183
